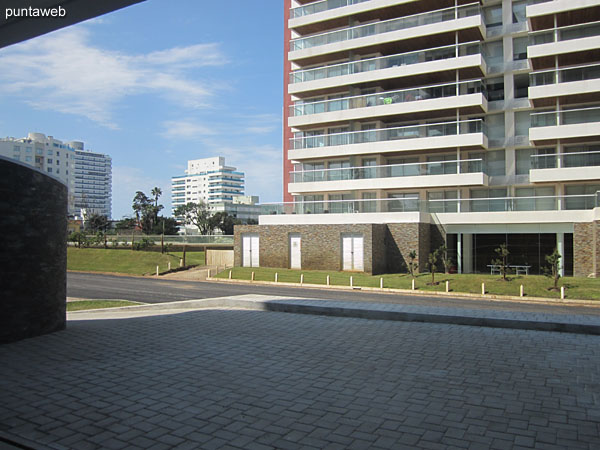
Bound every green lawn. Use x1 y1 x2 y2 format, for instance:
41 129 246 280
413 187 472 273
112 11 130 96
67 300 140 311
215 267 600 301
67 248 205 275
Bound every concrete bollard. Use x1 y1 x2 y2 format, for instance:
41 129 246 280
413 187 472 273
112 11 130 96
411 279 415 290
300 274 304 285
350 276 353 287
251 271 255 281
180 258 183 268
561 286 565 299
168 262 171 271
275 272 278 283
156 265 159 276
520 285 524 297
481 283 485 295
380 277 383 289
446 280 449 293
229 270 232 279
327 275 330 286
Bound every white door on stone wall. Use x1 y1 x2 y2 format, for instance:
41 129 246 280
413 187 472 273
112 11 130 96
290 234 301 269
242 234 259 267
342 234 364 271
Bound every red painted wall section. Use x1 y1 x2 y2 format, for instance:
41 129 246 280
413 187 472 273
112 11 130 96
283 0 294 203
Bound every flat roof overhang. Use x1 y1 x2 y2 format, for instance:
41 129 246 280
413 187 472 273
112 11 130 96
0 0 145 49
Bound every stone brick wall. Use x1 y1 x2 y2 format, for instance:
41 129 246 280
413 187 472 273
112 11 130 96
385 223 420 273
0 159 67 343
574 222 595 277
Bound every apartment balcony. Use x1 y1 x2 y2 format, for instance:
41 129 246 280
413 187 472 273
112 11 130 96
258 193 599 225
289 80 487 128
288 159 488 195
529 106 600 144
290 41 486 98
527 0 600 31
528 21 600 70
529 150 600 182
288 119 487 160
529 63 600 107
289 3 485 65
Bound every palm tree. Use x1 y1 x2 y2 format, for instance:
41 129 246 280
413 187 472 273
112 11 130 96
151 187 162 207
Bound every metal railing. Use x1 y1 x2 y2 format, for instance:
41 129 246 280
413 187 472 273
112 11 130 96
290 80 485 117
290 159 485 183
530 106 600 127
290 41 483 84
290 3 481 51
530 20 600 46
530 63 600 86
260 193 599 216
290 0 370 18
290 119 486 150
531 150 600 169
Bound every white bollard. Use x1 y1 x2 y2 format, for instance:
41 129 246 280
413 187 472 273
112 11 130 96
327 275 330 286
180 258 183 268
156 265 159 276
446 281 450 293
300 274 304 285
251 271 255 281
168 262 171 271
350 276 353 287
411 279 415 290
481 283 485 295
275 272 278 283
520 285 524 297
380 277 384 289
229 270 232 279
561 286 565 299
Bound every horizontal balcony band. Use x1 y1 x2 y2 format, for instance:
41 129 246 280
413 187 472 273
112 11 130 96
529 20 600 46
290 0 369 19
529 150 600 182
529 63 600 106
530 107 600 142
290 3 481 52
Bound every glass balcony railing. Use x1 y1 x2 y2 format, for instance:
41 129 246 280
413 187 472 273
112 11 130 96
530 106 600 127
290 159 485 183
290 80 485 117
290 119 486 150
531 150 600 169
290 3 481 51
290 41 483 84
530 63 600 86
290 0 370 19
530 20 600 46
259 193 599 216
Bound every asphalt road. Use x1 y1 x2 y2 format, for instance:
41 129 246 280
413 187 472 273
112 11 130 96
67 272 600 316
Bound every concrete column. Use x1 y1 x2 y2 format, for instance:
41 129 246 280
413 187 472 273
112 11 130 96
462 233 474 273
457 233 463 273
557 232 565 276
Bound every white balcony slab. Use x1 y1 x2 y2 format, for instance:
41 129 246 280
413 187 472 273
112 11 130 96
288 133 488 160
288 93 487 128
289 15 484 62
530 166 600 183
529 122 600 142
289 54 485 95
527 0 600 19
529 78 600 102
288 172 488 195
435 210 594 225
528 35 600 60
259 211 425 225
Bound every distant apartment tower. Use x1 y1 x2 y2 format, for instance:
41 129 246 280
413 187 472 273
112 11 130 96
0 132 112 218
70 141 112 219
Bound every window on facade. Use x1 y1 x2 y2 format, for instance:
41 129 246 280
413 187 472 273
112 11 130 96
515 186 555 211
328 126 350 146
514 74 529 98
387 193 419 212
47 167 52 173
302 162 325 182
514 111 531 136
516 148 534 175
470 188 508 212
486 113 506 140
513 37 528 61
388 157 420 177
361 192 377 212
484 40 504 66
14 145 20 151
512 1 527 23
486 77 504 101
487 150 506 176
484 5 502 28
427 154 457 175
427 190 458 213
328 160 351 180
565 184 600 209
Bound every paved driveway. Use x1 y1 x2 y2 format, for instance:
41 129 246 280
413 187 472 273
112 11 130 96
1 305 599 449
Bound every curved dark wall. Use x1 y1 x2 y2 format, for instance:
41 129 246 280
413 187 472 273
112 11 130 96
0 157 67 343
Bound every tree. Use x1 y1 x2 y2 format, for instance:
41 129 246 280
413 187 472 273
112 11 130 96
151 217 179 235
132 190 163 234
151 187 162 207
85 213 109 233
492 243 510 281
407 250 417 278
115 218 136 232
174 202 212 235
209 212 239 235
427 247 441 285
545 248 562 290
439 244 453 274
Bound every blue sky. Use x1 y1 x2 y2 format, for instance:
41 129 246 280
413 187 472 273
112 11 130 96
0 0 284 219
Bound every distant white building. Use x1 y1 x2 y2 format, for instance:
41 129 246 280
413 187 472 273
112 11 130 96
0 132 112 218
171 157 260 225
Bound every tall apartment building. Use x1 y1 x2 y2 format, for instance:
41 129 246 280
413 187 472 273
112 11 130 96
236 0 600 276
0 132 112 218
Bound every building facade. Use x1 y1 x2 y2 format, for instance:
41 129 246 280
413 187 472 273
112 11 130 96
0 132 112 218
235 0 600 276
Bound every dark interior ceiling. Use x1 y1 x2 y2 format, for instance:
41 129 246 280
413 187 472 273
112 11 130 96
0 0 145 49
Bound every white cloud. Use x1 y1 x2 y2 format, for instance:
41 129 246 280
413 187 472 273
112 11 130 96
161 120 218 140
0 27 227 129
